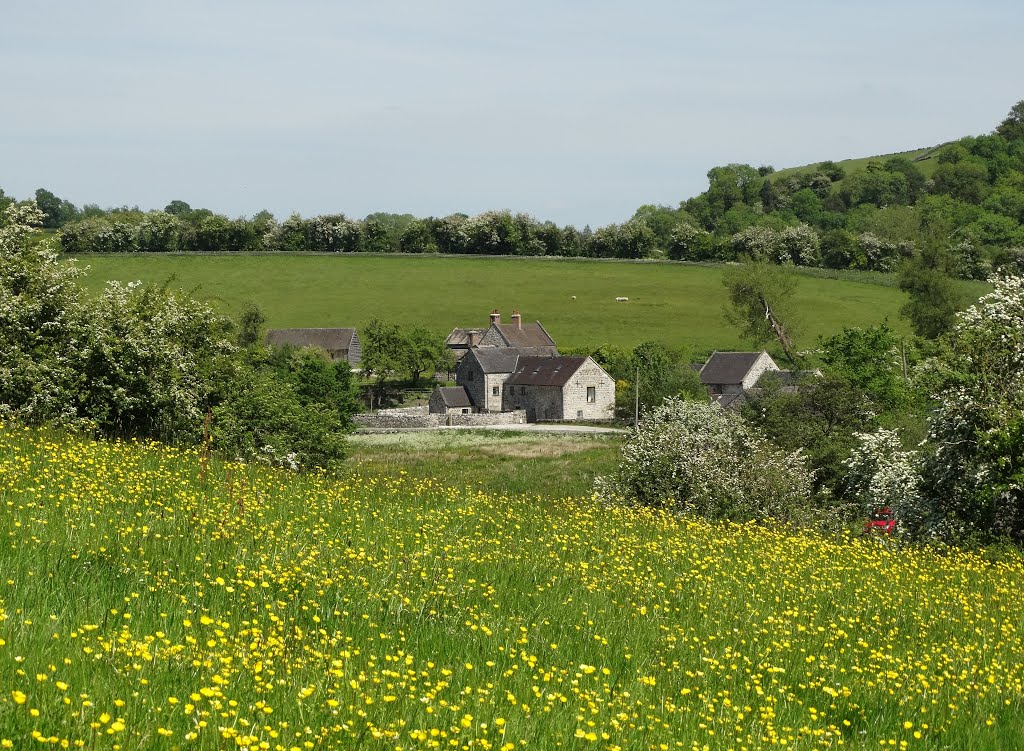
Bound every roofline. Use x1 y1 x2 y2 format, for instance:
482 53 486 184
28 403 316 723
534 320 556 346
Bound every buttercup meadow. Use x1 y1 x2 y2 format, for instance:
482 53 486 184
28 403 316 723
1 423 1022 750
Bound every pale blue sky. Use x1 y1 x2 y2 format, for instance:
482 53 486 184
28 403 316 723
2 1 1021 227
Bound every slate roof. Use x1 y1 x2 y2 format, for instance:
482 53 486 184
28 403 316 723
493 322 557 351
445 328 486 347
265 328 358 352
699 351 769 386
436 386 472 408
506 356 588 387
464 348 524 374
712 392 748 410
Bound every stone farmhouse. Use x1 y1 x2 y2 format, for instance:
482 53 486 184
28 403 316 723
445 310 557 364
437 348 615 421
433 309 614 421
698 351 819 409
264 328 361 367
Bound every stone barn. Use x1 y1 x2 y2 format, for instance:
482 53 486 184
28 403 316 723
265 328 362 367
504 356 615 422
428 386 475 416
698 351 779 396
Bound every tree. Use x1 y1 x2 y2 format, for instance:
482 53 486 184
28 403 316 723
609 341 705 419
667 223 714 261
995 100 1024 141
164 199 192 216
34 188 78 228
398 220 437 254
818 324 914 415
593 398 813 525
360 318 405 404
898 245 966 339
742 375 873 496
401 326 453 386
237 303 267 347
0 202 89 424
918 276 1024 541
722 260 800 363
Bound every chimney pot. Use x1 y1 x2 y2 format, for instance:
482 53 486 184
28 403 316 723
489 309 501 325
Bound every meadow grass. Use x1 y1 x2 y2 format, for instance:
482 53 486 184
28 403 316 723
65 254 988 354
2 423 1023 750
348 430 623 499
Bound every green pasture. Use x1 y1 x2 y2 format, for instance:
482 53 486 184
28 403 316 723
771 144 945 182
69 254 985 354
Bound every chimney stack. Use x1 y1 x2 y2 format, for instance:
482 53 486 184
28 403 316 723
511 310 522 329
489 309 501 325
467 330 478 347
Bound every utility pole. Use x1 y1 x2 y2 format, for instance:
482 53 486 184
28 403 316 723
635 363 640 427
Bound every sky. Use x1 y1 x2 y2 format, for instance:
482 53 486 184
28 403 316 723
2 1 1022 228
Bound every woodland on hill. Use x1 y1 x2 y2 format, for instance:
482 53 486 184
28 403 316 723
3 102 1023 281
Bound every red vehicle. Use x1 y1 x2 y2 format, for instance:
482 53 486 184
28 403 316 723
862 507 896 536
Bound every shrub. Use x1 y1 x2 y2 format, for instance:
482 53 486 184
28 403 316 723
594 398 813 525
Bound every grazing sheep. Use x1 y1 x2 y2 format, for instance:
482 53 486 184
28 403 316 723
615 296 629 302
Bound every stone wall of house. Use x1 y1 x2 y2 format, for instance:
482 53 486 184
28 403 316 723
456 357 487 410
477 325 504 348
523 386 564 422
562 359 616 420
483 373 512 412
740 353 780 390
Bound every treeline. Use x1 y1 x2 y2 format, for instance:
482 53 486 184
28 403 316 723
50 204 656 259
4 101 1024 277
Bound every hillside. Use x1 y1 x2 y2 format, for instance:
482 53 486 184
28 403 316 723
2 424 1023 749
67 254 989 353
769 144 948 182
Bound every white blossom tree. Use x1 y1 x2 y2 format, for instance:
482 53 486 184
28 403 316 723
921 275 1024 541
594 398 814 525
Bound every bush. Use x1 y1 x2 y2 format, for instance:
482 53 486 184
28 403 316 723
594 398 814 525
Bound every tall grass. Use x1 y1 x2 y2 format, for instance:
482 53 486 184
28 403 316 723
1 423 1022 749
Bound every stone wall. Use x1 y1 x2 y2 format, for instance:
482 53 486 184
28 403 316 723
353 408 527 429
446 410 527 427
740 353 780 390
353 407 440 429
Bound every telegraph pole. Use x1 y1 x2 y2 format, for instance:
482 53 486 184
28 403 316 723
635 364 640 427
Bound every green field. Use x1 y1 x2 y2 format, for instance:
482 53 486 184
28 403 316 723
69 254 985 354
3 424 1024 750
349 430 622 499
771 144 947 182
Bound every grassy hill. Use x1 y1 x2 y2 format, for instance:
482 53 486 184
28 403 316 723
770 143 948 182
2 424 1023 749
68 254 989 354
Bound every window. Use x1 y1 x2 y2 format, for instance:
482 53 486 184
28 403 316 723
461 408 469 414
468 370 474 381
586 386 596 403
577 410 584 419
492 386 500 396
520 386 527 395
